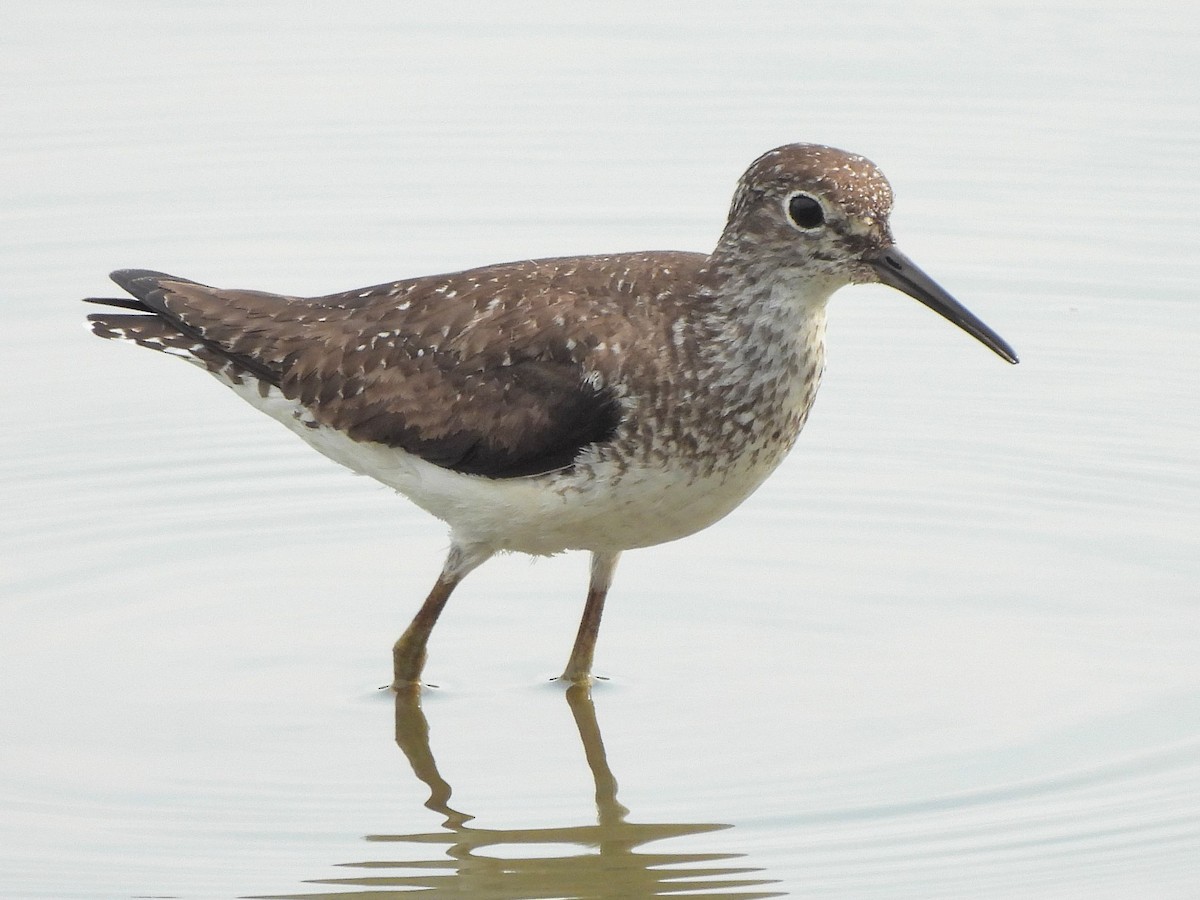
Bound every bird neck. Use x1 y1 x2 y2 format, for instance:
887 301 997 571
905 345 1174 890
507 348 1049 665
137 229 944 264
683 259 832 421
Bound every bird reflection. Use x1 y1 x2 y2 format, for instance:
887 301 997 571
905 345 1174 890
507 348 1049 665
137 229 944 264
257 684 781 898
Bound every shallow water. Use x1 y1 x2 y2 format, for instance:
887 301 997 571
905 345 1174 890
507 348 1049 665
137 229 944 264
3 2 1199 897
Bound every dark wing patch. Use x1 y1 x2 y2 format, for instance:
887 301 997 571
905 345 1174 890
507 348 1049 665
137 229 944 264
85 265 631 479
336 356 623 478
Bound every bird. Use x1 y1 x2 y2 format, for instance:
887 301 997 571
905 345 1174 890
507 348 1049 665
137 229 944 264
84 143 1018 688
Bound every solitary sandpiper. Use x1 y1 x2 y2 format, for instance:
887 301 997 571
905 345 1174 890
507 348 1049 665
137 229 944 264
85 143 1018 688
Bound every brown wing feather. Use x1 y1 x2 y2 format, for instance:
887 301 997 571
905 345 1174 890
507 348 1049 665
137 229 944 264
86 262 653 478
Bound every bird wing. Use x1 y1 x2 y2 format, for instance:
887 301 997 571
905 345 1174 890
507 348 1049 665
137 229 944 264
86 266 629 479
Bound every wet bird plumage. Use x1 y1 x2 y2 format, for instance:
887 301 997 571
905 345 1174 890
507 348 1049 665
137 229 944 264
84 143 1017 686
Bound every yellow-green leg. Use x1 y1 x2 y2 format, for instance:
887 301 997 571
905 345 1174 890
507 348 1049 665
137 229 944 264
392 541 491 689
560 551 621 684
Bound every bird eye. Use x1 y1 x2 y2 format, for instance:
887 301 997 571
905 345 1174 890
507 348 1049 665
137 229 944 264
786 192 825 230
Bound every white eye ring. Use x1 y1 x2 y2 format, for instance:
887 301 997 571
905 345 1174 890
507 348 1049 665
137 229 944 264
784 191 826 231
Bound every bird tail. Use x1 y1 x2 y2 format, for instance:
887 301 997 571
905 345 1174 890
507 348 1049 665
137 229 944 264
84 270 231 368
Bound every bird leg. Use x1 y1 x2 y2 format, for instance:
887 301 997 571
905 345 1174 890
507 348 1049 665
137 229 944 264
560 551 621 684
392 541 490 689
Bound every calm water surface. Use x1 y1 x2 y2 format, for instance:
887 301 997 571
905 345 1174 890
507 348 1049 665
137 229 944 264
3 2 1199 897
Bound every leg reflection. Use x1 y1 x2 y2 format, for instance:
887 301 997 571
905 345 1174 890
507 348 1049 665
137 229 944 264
391 682 473 830
563 681 629 829
254 688 782 898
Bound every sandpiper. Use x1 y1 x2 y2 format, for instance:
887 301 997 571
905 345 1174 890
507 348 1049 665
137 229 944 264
85 143 1017 688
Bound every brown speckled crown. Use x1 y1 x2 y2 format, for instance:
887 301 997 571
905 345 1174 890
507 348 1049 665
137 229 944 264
727 144 894 224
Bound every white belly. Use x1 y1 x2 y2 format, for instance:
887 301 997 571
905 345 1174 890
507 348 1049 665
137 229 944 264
228 380 786 556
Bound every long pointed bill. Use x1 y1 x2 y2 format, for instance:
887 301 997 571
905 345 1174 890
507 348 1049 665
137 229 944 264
868 247 1018 364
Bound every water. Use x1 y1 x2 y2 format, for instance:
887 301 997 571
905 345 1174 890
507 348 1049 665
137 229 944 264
3 1 1199 897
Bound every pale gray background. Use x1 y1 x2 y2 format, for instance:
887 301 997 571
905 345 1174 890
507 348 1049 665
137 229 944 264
3 2 1198 897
